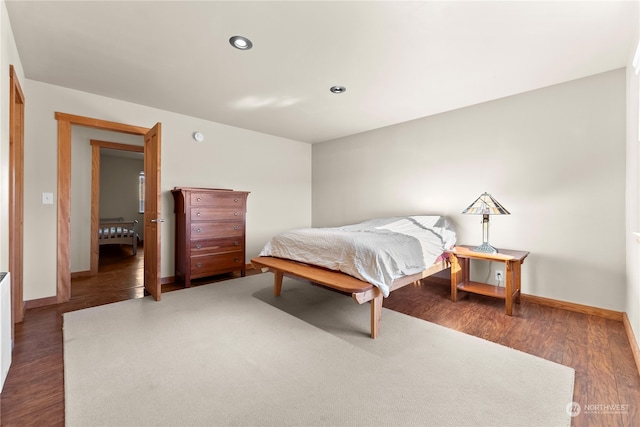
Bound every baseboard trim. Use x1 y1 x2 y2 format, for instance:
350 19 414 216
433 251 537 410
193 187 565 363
24 296 59 310
623 313 640 377
521 294 623 321
70 270 93 279
423 276 624 321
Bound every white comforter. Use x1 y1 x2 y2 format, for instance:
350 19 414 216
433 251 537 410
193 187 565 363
259 216 456 297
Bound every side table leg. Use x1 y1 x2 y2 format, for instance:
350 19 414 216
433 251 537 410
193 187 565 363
514 261 522 304
450 255 468 302
450 255 461 301
505 261 513 315
450 254 459 301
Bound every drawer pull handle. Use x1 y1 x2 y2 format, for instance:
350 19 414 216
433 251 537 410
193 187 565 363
196 228 201 233
234 225 239 230
195 244 202 249
196 263 202 268
234 212 239 216
234 258 240 263
197 197 202 202
234 241 239 246
234 198 238 202
196 212 201 216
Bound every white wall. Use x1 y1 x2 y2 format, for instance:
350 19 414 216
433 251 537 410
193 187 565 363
0 0 24 390
23 80 311 300
99 155 145 230
313 69 626 311
0 1 7 272
0 0 23 272
625 8 640 359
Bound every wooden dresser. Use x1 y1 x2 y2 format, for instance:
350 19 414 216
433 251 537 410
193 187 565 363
172 187 250 287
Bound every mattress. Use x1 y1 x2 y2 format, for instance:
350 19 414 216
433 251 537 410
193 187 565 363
259 216 456 297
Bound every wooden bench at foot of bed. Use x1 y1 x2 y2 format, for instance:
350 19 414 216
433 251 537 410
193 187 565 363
250 256 450 339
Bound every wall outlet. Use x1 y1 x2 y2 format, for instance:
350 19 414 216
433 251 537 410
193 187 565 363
495 270 504 282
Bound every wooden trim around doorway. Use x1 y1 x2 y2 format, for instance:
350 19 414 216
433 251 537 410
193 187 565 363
55 113 150 303
9 65 25 326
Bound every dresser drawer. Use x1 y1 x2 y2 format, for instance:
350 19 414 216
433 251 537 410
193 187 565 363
190 192 246 208
190 252 245 277
190 237 243 255
191 207 245 222
191 222 244 239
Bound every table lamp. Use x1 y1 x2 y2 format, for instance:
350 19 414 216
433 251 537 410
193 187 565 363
462 192 510 254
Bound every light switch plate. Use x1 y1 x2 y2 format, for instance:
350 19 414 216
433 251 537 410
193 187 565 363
42 192 53 205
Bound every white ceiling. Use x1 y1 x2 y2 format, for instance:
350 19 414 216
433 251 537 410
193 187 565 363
5 1 638 143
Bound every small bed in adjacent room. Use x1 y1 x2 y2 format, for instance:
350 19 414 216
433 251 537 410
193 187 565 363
251 215 456 338
98 218 139 255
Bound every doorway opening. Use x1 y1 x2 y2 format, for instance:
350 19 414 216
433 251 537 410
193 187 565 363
70 139 146 299
91 140 144 274
55 113 162 303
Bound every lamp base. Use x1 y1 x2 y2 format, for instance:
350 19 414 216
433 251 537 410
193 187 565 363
472 242 499 254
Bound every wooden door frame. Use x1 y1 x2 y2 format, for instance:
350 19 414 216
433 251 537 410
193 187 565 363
88 140 144 276
9 65 25 328
55 113 150 302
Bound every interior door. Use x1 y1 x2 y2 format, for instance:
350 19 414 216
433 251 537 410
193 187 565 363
143 123 162 300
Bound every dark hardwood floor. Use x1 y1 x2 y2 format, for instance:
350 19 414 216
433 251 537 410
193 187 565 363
385 281 640 427
1 247 638 426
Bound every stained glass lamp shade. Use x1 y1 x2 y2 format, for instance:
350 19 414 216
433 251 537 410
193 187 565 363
462 192 510 254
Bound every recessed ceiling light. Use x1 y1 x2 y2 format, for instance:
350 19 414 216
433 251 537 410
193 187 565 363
229 36 253 50
330 86 346 94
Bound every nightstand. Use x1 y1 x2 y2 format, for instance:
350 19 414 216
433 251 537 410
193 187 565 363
447 245 530 315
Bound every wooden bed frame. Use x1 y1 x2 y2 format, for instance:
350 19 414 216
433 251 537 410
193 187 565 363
251 255 450 339
98 218 139 255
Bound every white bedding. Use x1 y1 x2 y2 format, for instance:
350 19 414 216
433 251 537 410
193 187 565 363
259 216 456 297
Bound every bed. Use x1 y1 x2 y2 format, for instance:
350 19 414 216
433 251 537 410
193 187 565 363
98 218 139 255
251 215 456 338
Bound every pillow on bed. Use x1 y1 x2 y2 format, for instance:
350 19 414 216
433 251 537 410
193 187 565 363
375 215 457 250
411 215 457 249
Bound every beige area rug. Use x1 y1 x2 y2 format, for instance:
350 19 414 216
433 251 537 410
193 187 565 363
64 274 574 427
